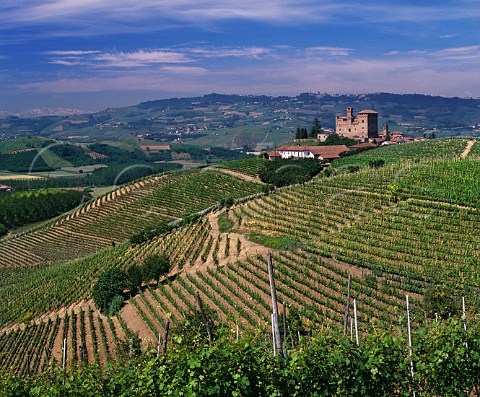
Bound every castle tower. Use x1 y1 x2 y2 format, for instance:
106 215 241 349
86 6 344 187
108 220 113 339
335 108 378 140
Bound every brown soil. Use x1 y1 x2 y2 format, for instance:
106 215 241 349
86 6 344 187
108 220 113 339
119 301 156 349
50 317 65 366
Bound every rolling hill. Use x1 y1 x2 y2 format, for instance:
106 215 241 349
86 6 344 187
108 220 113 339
2 93 480 150
1 138 480 382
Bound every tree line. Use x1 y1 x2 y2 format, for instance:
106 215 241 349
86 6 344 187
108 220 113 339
0 189 90 233
6 162 182 191
0 150 53 172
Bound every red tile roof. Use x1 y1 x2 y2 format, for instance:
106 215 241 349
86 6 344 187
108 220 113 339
350 142 377 149
266 151 281 157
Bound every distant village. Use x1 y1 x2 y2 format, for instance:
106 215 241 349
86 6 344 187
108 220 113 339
266 107 429 162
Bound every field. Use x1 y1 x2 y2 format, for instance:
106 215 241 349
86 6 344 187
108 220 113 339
1 138 480 387
0 173 43 181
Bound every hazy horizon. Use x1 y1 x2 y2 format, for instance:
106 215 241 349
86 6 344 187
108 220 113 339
1 1 479 113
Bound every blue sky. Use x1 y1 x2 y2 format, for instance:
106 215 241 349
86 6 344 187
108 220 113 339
1 1 480 113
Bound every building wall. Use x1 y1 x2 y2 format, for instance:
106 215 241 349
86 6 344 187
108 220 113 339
278 150 313 159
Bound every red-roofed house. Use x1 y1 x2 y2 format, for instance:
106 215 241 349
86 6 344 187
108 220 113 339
267 145 349 162
0 184 14 192
349 142 377 149
266 151 282 160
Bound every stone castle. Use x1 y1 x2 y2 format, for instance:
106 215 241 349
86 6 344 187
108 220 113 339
335 107 378 140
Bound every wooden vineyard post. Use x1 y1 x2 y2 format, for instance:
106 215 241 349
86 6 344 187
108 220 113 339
62 338 67 369
266 253 285 358
162 320 170 355
353 299 359 346
195 291 213 346
343 274 351 337
44 347 49 369
463 297 469 356
129 338 134 360
157 332 162 357
271 313 276 356
406 295 416 397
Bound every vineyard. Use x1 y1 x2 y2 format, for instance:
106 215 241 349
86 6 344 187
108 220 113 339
1 139 480 392
0 169 263 268
214 157 267 178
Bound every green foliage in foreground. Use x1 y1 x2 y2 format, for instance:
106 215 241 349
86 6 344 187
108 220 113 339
2 319 480 396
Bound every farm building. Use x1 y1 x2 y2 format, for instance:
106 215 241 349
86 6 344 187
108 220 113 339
266 145 349 162
0 184 14 192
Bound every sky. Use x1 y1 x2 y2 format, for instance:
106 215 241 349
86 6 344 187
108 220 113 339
1 0 480 113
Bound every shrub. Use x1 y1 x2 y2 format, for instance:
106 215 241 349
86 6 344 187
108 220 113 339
423 284 459 319
369 158 385 168
259 158 323 187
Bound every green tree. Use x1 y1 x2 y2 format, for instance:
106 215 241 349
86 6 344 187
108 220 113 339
126 264 143 296
320 133 357 146
92 267 127 313
295 127 308 139
309 117 322 138
142 252 171 283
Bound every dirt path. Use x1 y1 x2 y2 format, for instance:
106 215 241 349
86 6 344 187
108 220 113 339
189 210 270 271
461 139 475 158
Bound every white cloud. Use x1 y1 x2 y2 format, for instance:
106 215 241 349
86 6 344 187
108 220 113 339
93 50 193 67
46 46 275 69
47 50 100 56
306 46 353 57
432 45 480 61
188 47 272 59
3 1 479 33
15 43 480 99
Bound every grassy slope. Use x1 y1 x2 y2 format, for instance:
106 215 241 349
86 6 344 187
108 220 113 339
38 148 73 168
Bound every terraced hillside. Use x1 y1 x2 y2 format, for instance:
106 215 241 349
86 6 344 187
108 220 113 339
0 169 263 267
1 138 480 375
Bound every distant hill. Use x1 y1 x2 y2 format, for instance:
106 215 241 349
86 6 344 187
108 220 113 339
2 93 480 149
